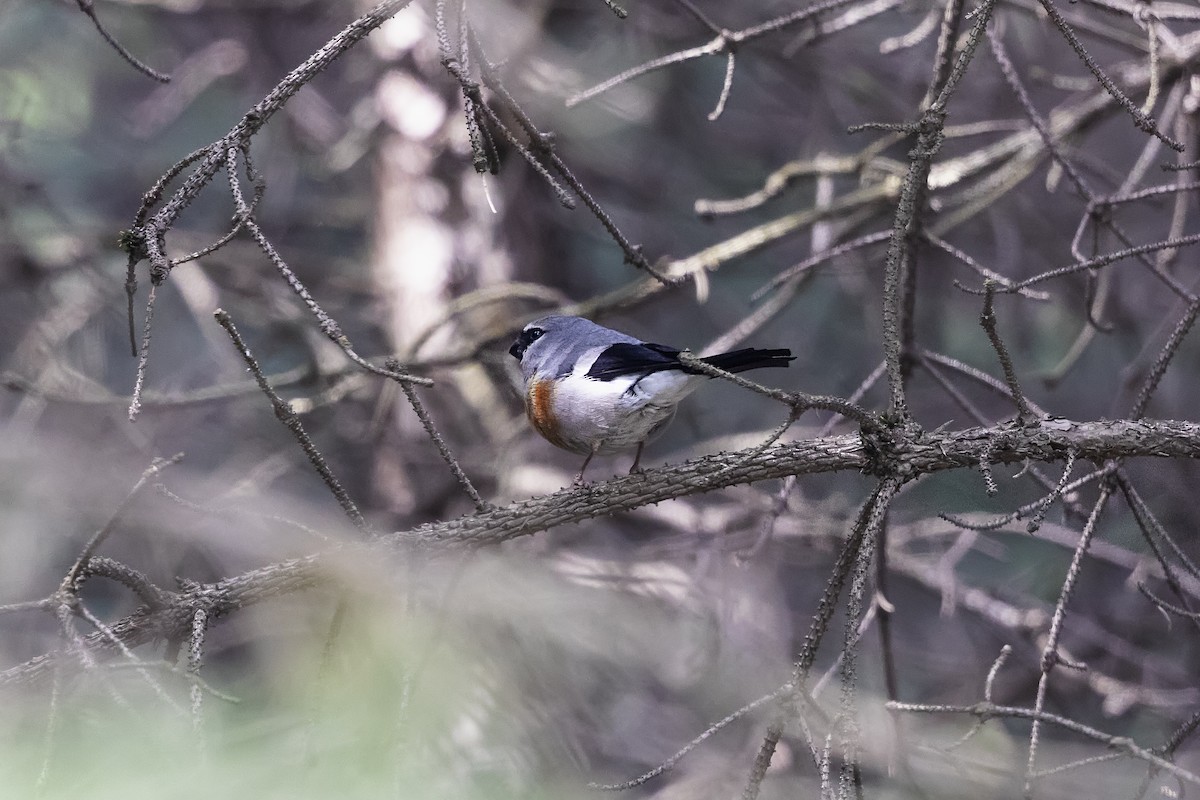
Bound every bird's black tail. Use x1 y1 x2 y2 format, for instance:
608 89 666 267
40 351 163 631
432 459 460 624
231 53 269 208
701 348 795 373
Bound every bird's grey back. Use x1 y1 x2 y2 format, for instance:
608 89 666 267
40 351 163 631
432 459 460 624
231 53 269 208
521 316 640 379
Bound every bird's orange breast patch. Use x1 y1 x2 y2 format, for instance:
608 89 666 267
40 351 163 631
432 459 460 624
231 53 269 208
526 378 566 448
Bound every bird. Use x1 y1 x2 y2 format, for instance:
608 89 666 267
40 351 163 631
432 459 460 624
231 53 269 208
509 315 795 483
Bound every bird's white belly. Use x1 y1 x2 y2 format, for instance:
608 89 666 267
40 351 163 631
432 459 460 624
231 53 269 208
553 370 695 455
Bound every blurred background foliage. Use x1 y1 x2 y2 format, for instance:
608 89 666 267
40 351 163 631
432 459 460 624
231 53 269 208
1 0 1199 797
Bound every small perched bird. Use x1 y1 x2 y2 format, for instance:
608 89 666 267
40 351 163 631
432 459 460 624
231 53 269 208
509 315 794 483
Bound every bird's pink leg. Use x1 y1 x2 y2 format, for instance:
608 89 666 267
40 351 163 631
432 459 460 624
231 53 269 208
628 441 646 475
573 448 597 486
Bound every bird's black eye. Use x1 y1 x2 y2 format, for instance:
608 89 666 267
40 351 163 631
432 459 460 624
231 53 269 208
509 327 545 360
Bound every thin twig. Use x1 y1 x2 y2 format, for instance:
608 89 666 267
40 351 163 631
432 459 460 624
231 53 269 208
708 50 736 121
835 480 896 796
214 309 369 533
979 281 1035 423
1035 0 1182 151
740 478 901 800
889 700 1200 788
1025 479 1114 796
987 24 1193 302
877 0 997 418
72 0 170 83
589 685 790 790
188 608 209 734
465 30 676 285
75 602 182 713
676 351 878 428
566 0 863 107
128 283 157 420
122 0 419 406
1128 294 1200 419
385 358 489 512
63 454 184 593
1138 584 1200 620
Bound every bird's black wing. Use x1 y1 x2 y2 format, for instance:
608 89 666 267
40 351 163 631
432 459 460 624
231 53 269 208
587 342 795 380
585 342 685 381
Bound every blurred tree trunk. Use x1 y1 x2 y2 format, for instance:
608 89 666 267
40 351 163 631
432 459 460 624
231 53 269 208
369 7 513 514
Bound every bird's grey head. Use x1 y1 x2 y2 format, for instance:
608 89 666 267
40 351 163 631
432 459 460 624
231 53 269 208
509 315 635 380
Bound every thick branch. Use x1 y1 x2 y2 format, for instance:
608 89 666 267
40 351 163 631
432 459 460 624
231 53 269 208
4 416 1198 687
0 556 323 688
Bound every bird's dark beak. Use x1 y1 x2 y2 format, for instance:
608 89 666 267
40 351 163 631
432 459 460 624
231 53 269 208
509 340 524 360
